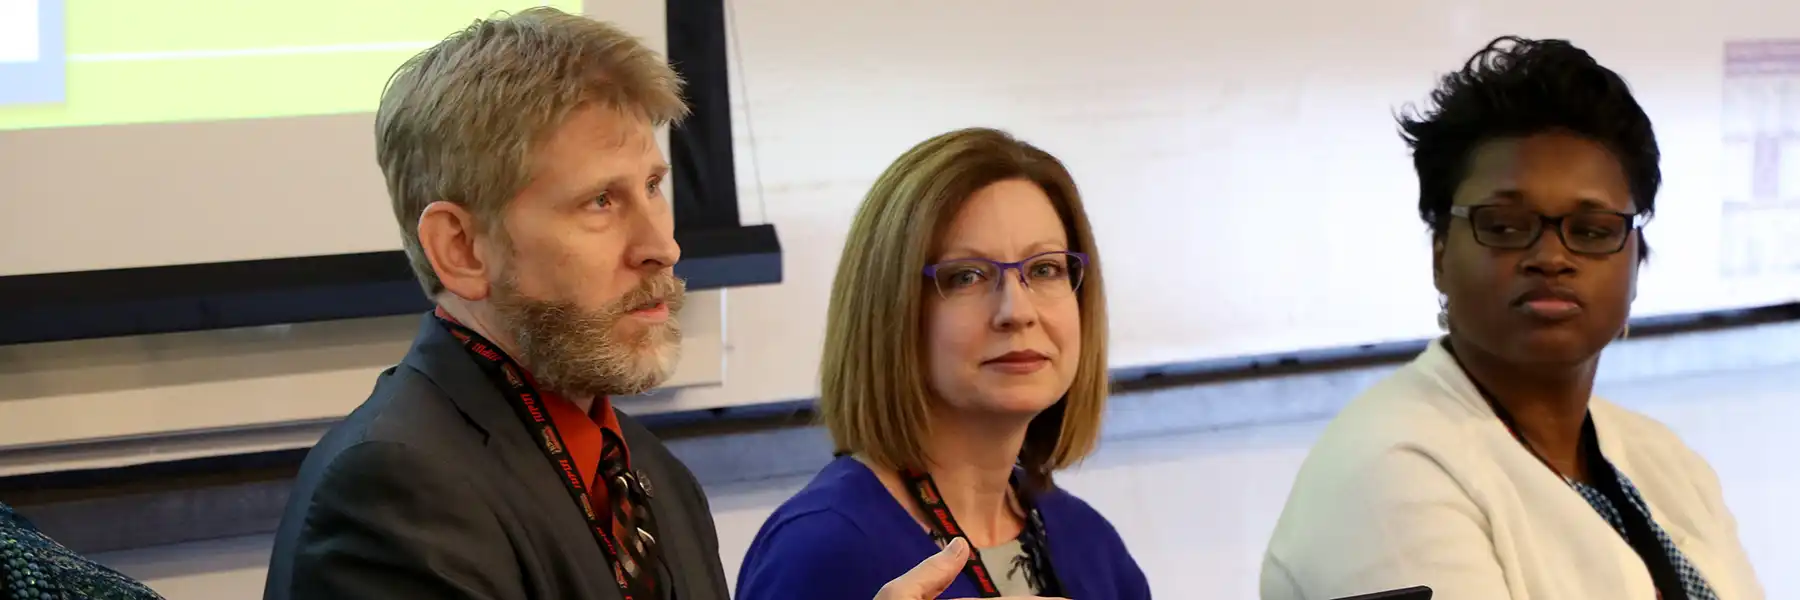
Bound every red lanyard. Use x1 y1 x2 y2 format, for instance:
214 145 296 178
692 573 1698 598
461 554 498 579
439 317 662 599
897 468 1062 597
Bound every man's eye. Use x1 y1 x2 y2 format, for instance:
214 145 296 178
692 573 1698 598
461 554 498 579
594 193 612 208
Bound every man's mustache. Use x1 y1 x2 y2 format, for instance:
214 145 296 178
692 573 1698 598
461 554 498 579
614 274 686 315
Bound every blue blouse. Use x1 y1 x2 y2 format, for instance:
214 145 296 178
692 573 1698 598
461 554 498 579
735 456 1151 600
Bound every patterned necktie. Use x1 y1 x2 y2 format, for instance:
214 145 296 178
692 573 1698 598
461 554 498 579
599 430 662 598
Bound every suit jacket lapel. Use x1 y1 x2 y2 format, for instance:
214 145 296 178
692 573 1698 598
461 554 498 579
615 414 680 528
398 314 598 533
399 314 514 443
614 411 711 593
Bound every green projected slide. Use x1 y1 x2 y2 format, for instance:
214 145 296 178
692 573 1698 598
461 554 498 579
0 1 583 132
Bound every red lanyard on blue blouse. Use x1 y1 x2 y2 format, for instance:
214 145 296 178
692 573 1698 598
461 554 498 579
897 468 1064 597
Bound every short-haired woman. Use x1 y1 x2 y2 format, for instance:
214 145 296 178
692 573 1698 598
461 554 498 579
1260 36 1764 600
734 127 1150 600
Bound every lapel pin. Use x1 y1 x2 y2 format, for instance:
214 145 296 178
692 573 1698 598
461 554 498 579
634 468 655 499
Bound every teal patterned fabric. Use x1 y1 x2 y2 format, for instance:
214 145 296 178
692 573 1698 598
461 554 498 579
1570 476 1719 600
1 502 164 600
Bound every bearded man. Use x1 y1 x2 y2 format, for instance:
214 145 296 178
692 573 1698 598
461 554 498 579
261 9 724 600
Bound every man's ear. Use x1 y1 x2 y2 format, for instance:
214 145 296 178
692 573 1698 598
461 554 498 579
417 201 495 301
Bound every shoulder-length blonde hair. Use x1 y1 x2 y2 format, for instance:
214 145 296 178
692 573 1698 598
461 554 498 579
818 127 1109 490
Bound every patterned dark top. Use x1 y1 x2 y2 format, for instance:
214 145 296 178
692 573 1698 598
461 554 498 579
1 503 164 600
1571 472 1719 600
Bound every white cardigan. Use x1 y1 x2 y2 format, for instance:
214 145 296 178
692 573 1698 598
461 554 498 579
1260 341 1763 600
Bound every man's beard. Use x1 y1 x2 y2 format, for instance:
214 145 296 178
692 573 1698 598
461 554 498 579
491 272 686 398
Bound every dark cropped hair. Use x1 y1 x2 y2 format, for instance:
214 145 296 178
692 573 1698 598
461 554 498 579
1398 35 1660 259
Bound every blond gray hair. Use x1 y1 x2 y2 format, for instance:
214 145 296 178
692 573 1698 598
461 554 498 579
377 7 689 296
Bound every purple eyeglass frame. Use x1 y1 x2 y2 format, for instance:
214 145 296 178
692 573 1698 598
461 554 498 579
921 250 1090 293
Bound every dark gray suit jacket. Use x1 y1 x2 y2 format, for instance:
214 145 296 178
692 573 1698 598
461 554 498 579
263 315 730 600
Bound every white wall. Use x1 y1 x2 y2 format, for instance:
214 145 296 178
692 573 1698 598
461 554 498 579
675 0 1800 415
90 323 1800 599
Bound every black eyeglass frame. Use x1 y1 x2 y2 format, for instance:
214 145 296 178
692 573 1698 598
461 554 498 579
1449 204 1650 255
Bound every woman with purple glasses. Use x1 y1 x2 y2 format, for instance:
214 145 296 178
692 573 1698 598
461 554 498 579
735 127 1149 600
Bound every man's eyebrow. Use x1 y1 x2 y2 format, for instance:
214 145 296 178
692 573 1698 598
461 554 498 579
570 164 672 200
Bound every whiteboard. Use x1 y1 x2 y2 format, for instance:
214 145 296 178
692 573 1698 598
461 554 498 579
0 0 606 276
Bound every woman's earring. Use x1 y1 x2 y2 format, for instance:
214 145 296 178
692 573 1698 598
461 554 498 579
1619 323 1631 340
1436 295 1451 331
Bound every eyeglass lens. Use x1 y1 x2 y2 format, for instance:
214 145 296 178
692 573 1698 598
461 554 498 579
931 252 1085 298
1471 206 1632 254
